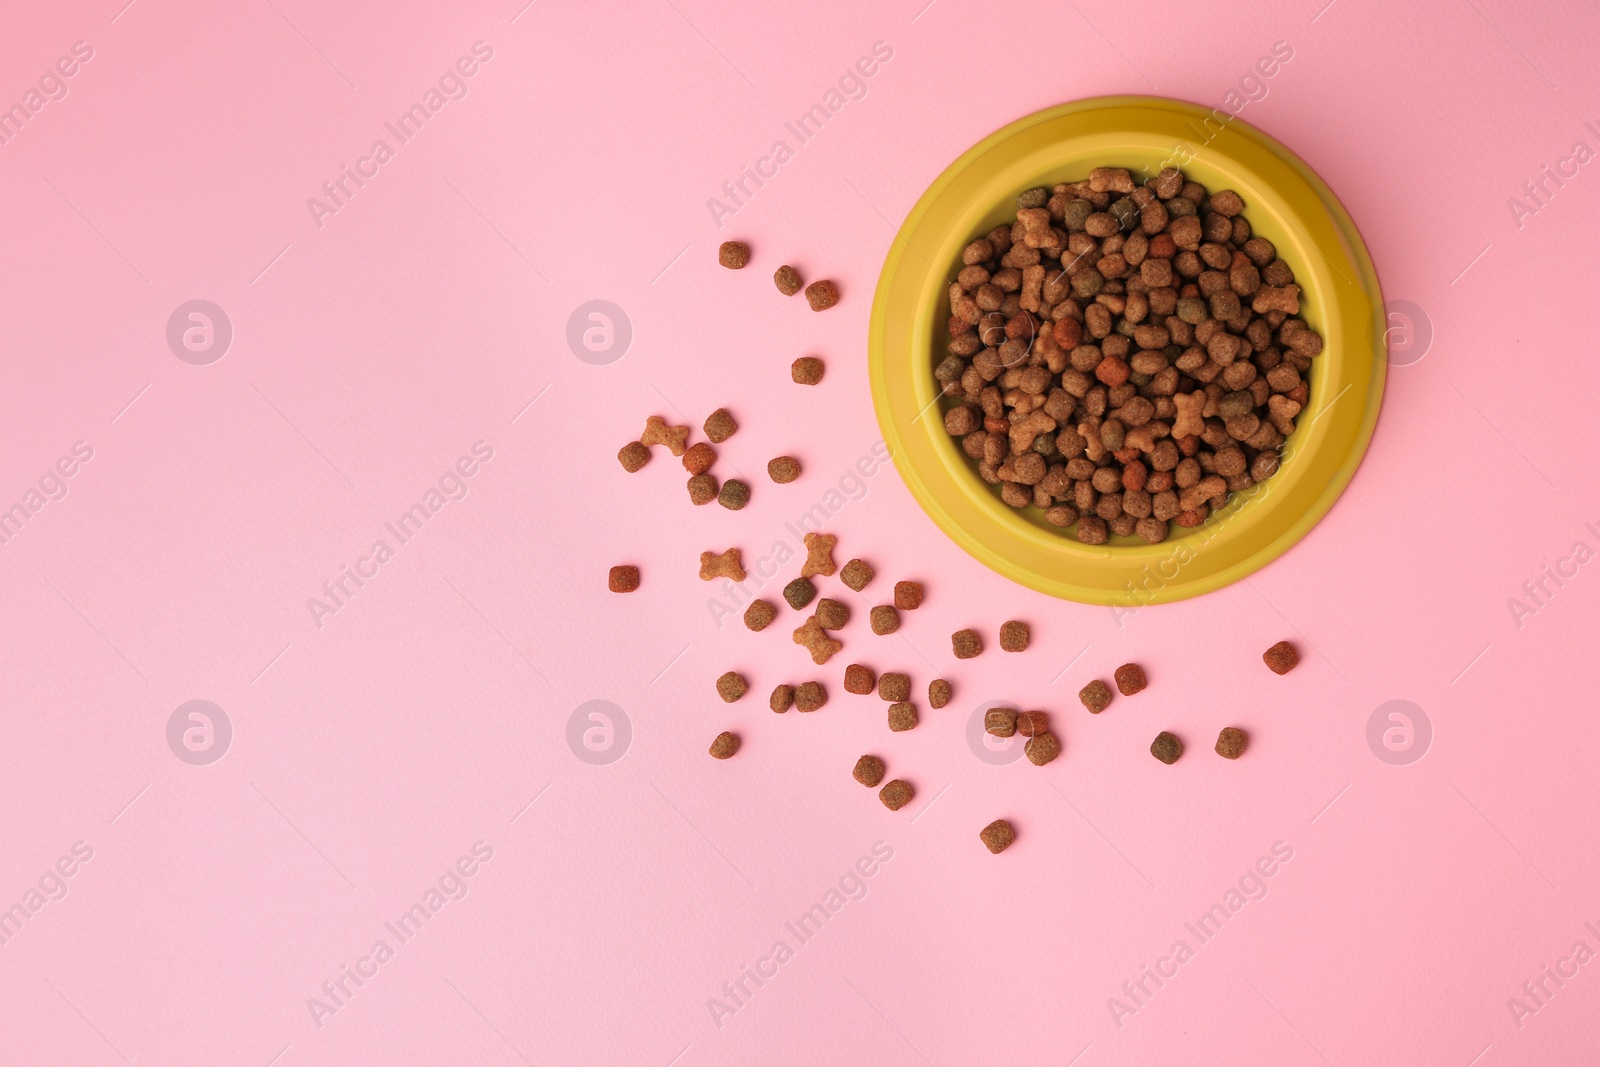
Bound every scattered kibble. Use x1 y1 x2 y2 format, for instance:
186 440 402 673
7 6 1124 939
870 605 900 635
980 819 1016 854
716 671 748 703
844 664 876 695
853 755 886 787
894 581 924 610
1114 663 1148 696
1000 620 1030 652
744 599 778 631
768 456 801 483
1150 731 1183 764
801 532 837 578
805 279 839 311
793 615 843 665
1215 727 1248 759
985 707 1017 737
687 473 718 505
840 558 875 591
1263 640 1299 675
1079 680 1112 713
783 577 817 610
792 357 825 385
718 241 750 269
641 415 688 456
878 672 911 702
879 779 914 811
699 549 745 582
770 684 795 713
718 479 750 510
795 681 827 712
1025 731 1061 766
618 441 651 473
888 702 918 732
608 565 639 593
814 598 849 630
704 407 738 443
774 265 803 296
929 678 951 709
683 442 716 476
710 731 740 759
952 628 983 659
1015 710 1049 737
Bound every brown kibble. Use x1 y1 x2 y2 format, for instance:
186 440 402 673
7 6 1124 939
783 577 817 610
717 479 750 510
1015 710 1049 737
683 442 717 475
791 357 825 385
699 548 745 582
718 241 750 269
844 664 876 695
744 599 778 631
928 678 951 709
774 264 803 296
804 279 839 311
985 707 1017 737
870 605 900 635
770 684 795 713
840 558 874 591
703 407 738 443
617 441 651 473
608 565 639 593
952 628 982 659
1025 730 1061 766
793 616 843 665
794 681 827 712
710 731 740 759
1114 663 1147 696
853 755 886 787
878 672 911 703
687 473 718 505
1079 679 1112 713
999 620 1030 652
641 415 689 456
768 456 801 483
814 598 849 630
979 819 1016 854
894 581 924 610
716 671 748 703
879 779 914 811
1150 731 1183 764
888 702 918 732
1215 727 1248 759
801 533 837 578
1263 640 1299 675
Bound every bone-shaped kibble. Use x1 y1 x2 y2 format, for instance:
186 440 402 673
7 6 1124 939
1171 391 1205 440
793 614 843 665
641 415 689 457
800 533 836 579
699 548 745 582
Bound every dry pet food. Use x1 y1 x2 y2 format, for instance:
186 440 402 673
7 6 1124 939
718 479 750 510
853 754 886 787
1079 679 1113 713
608 565 639 593
801 532 837 578
770 684 795 713
929 678 951 709
952 628 983 659
618 441 651 473
768 456 801 483
841 558 875 591
844 664 876 695
1263 640 1299 675
814 598 849 630
793 616 843 665
792 357 825 385
870 605 900 635
716 671 748 703
1000 620 1030 652
744 599 778 631
936 165 1322 545
980 819 1016 854
700 549 745 582
1114 663 1147 696
774 264 803 296
1025 731 1061 766
805 279 839 311
710 731 740 759
718 241 750 269
682 442 716 475
985 707 1018 737
1015 710 1049 737
1215 726 1248 759
783 577 817 610
704 407 738 443
688 474 718 505
894 581 924 610
879 779 914 811
641 415 688 457
878 672 911 702
1150 731 1183 764
795 681 828 712
888 702 918 732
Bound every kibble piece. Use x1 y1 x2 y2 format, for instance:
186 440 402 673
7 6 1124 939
1263 640 1299 675
1215 727 1248 759
703 407 738 443
878 672 911 703
1150 731 1183 764
952 628 982 659
617 441 651 473
699 548 745 582
853 755 886 787
768 456 801 483
804 279 839 311
774 264 803 296
979 819 1016 854
770 684 795 713
801 533 837 578
928 678 951 709
710 731 740 759
1025 730 1062 766
1015 710 1049 737
814 598 849 630
794 681 827 712
985 707 1017 737
718 479 750 510
844 664 876 695
894 581 924 610
879 779 914 811
870 605 900 635
1079 680 1112 713
1114 663 1148 696
641 415 689 456
840 558 875 591
793 616 843 665
999 620 1030 652
744 599 778 632
718 241 750 269
791 356 825 385
888 702 918 732
687 473 718 505
682 442 716 475
783 577 817 610
716 671 748 703
608 565 639 593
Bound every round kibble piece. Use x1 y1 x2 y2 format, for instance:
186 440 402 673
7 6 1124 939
770 684 795 713
1150 731 1183 765
814 598 849 630
608 565 639 593
618 441 651 473
710 731 740 759
879 779 914 811
784 578 817 610
928 678 951 709
1015 710 1049 737
804 280 839 311
999 620 1030 652
985 707 1017 737
718 241 750 269
682 442 716 475
1263 640 1299 675
952 628 982 659
844 663 876 695
888 701 918 732
774 264 803 296
791 357 825 385
870 605 900 635
794 681 827 712
743 599 778 632
840 558 875 592
716 671 748 703
1114 663 1148 696
687 473 718 505
768 456 801 483
853 755 886 787
703 407 738 443
717 479 750 510
1025 731 1062 766
1215 727 1248 759
980 819 1016 854
1079 680 1113 713
894 581 925 610
878 672 910 703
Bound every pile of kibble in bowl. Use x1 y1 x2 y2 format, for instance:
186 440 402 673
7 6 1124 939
934 166 1323 545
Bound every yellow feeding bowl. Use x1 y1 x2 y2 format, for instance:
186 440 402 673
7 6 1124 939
868 96 1385 605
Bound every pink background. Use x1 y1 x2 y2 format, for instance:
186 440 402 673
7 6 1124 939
2 0 1596 1063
